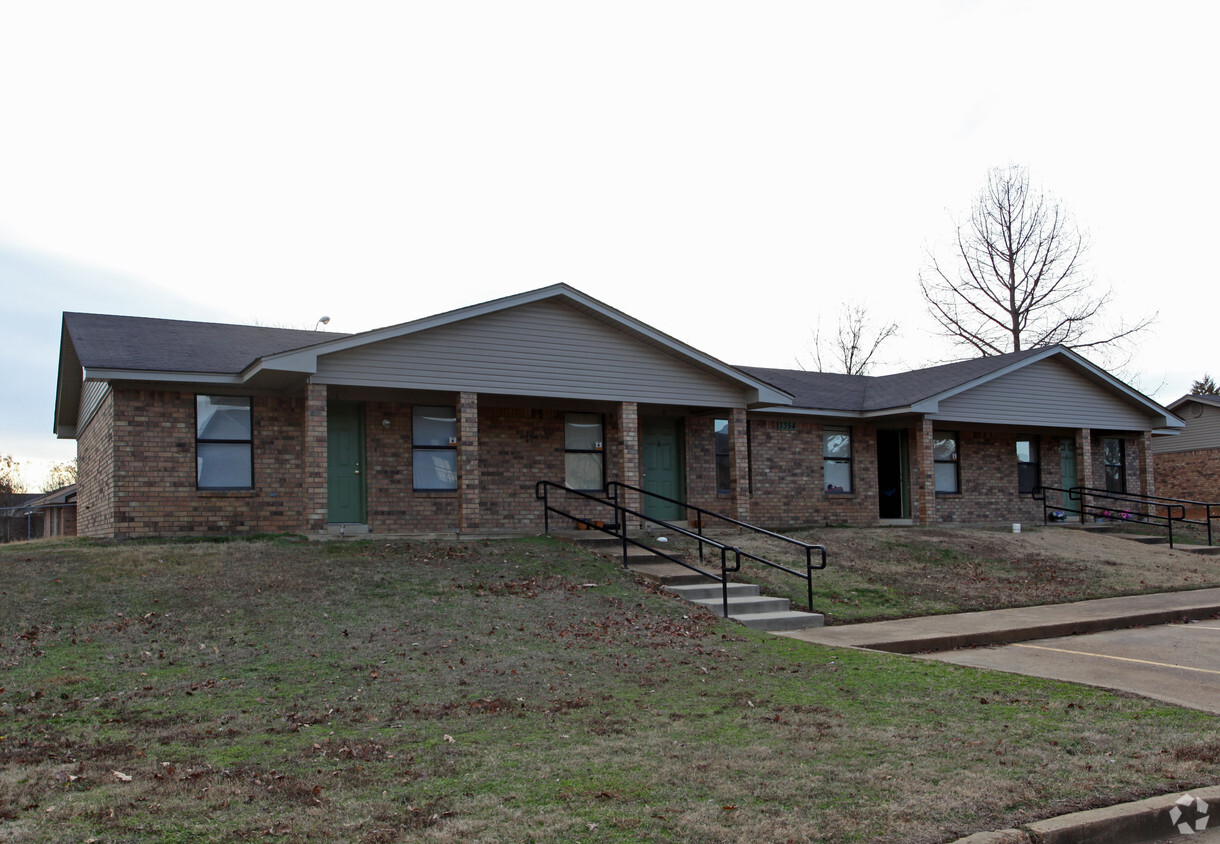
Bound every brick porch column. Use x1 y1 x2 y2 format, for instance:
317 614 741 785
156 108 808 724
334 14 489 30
457 392 480 534
729 407 751 523
304 381 328 532
1076 429 1094 522
912 418 935 525
616 402 642 519
1139 432 1155 499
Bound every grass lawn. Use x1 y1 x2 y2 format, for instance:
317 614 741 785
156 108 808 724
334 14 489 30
690 524 1220 623
1 534 1218 843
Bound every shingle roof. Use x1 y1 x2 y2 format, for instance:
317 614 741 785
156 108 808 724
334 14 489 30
741 347 1050 411
63 312 349 374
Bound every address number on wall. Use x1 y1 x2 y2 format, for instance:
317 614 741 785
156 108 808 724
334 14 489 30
776 421 797 431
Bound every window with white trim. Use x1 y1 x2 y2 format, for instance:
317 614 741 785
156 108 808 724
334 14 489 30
413 406 458 490
933 432 960 494
823 427 852 493
196 395 253 489
1103 437 1126 493
565 413 604 491
1016 437 1041 494
714 419 731 493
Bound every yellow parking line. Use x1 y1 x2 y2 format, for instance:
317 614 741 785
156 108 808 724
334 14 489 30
1012 643 1220 676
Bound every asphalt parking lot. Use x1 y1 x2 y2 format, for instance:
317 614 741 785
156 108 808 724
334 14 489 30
923 618 1220 715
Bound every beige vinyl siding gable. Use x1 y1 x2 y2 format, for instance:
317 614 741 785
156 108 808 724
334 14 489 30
313 300 749 407
1152 401 1220 454
928 358 1153 430
78 380 111 436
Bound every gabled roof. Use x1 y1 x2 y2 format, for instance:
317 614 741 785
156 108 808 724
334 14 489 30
248 284 792 406
743 348 1049 414
744 345 1181 429
1166 393 1220 412
55 285 794 435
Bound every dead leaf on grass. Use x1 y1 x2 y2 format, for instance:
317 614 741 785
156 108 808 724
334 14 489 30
112 770 132 782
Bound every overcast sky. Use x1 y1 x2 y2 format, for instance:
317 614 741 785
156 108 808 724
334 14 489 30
2 1 1217 488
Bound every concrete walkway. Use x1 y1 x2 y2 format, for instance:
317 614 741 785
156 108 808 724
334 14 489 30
777 587 1220 653
777 589 1220 844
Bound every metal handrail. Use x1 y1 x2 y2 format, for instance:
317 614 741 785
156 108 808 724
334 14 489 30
607 480 829 612
535 481 740 616
1032 485 1219 548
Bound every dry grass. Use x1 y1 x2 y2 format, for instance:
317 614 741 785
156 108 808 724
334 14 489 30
681 524 1220 622
0 534 1218 843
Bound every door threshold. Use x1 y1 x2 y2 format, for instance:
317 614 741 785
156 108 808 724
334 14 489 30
327 523 369 536
878 518 913 526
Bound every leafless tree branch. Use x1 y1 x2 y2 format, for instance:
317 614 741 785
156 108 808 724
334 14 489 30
920 165 1154 359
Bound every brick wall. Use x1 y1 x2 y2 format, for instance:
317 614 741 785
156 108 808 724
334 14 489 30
478 407 568 532
1154 448 1220 504
364 401 458 534
931 430 1055 525
77 388 116 538
692 418 878 530
102 388 306 538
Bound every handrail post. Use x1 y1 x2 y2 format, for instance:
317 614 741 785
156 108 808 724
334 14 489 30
806 547 814 612
1168 504 1174 549
1210 504 1214 547
619 496 628 566
721 548 730 619
541 483 550 536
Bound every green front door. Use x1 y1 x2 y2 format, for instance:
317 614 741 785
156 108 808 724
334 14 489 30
328 401 366 524
642 416 684 522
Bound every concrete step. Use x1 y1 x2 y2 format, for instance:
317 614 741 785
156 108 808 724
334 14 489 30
690 594 791 616
664 582 761 601
628 561 715 586
736 611 826 632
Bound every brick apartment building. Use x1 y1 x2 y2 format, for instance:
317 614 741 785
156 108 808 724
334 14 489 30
53 285 1182 539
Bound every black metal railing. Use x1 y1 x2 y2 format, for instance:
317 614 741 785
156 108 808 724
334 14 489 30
1033 485 1220 548
534 480 827 616
535 481 740 616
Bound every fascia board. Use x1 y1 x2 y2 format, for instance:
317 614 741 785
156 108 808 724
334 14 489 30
85 368 244 386
56 424 77 439
1152 427 1183 436
242 353 317 378
54 326 81 436
749 406 866 420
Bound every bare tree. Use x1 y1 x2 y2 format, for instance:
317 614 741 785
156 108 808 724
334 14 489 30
0 454 27 506
41 459 78 493
920 165 1153 358
802 301 898 375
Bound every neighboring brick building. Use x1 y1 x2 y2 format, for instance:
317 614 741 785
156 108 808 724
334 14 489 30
1152 394 1220 510
53 285 1183 539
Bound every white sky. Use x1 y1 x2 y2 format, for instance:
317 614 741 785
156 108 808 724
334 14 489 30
2 1 1217 488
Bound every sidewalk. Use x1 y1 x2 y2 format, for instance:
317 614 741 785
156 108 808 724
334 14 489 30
778 586 1220 653
777 588 1220 844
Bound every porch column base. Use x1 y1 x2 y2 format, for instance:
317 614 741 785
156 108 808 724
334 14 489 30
617 402 642 523
913 418 935 526
458 392 480 533
729 408 750 523
304 382 328 532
